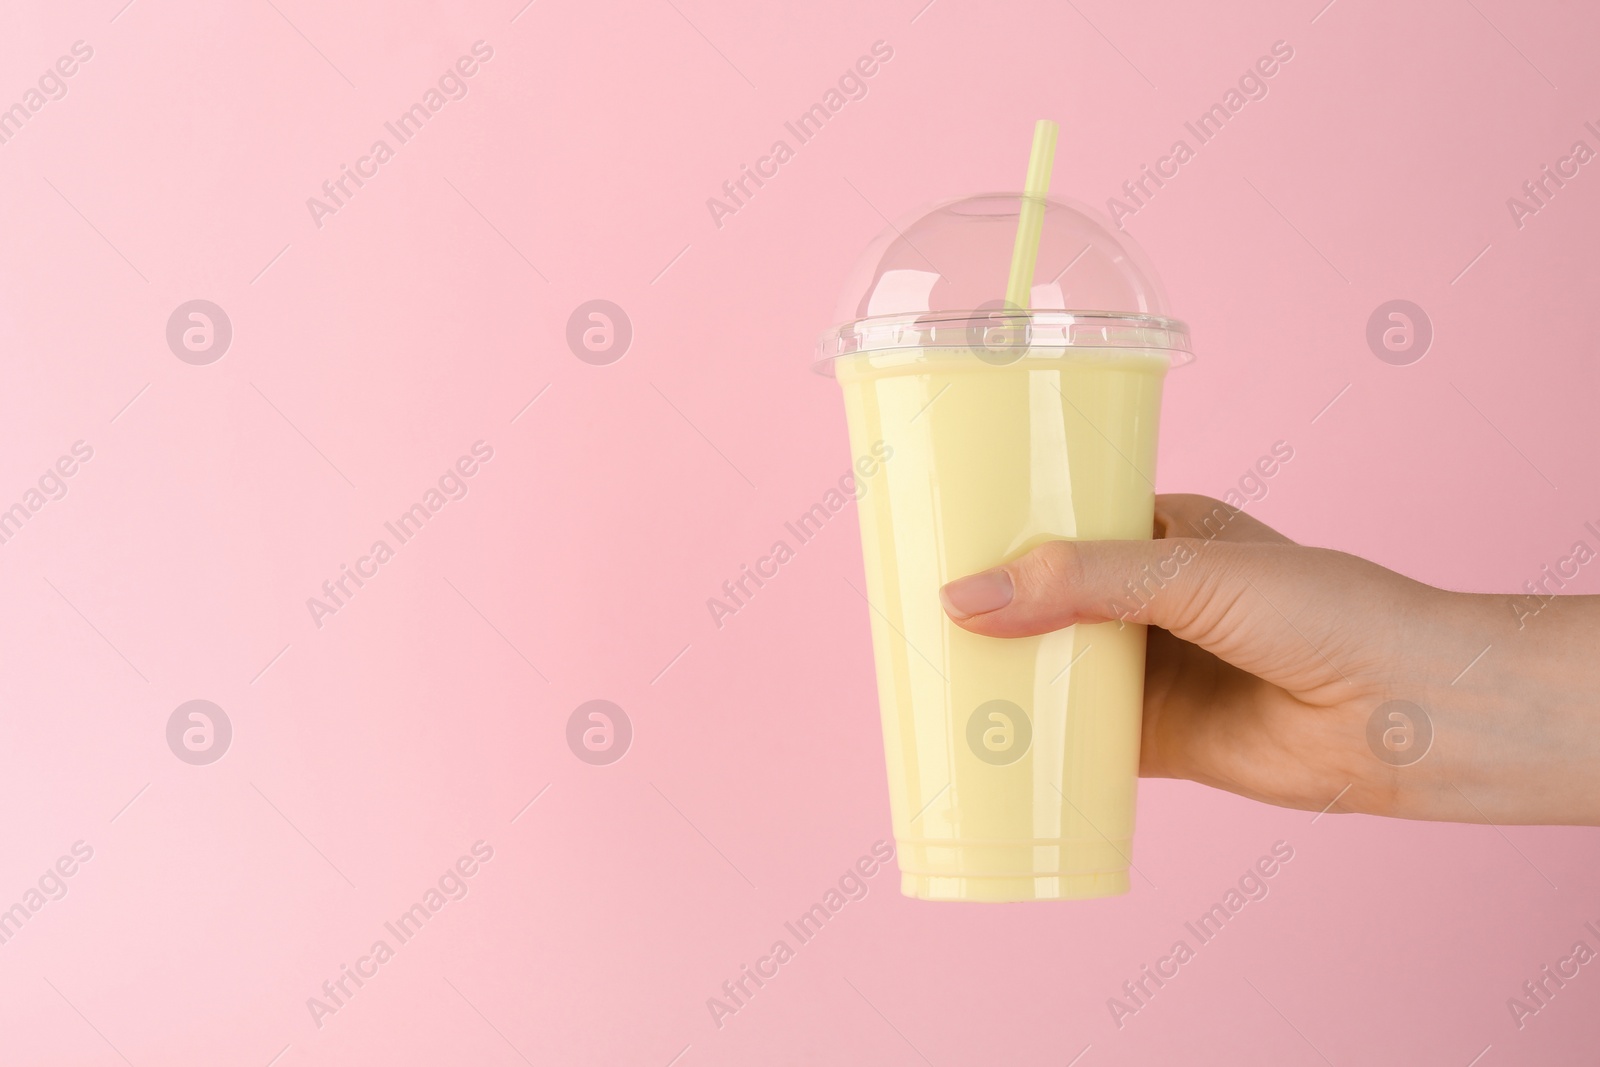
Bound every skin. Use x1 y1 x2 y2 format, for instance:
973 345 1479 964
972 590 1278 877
938 494 1600 826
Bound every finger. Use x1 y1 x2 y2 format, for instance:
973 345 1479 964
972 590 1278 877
938 536 1420 695
1139 628 1365 812
1154 493 1296 545
1139 626 1261 782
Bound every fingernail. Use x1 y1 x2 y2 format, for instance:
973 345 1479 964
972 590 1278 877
940 570 1014 619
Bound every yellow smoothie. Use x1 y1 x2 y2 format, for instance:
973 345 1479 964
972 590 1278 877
837 345 1168 901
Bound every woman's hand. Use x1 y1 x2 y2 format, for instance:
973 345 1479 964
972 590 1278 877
938 494 1600 826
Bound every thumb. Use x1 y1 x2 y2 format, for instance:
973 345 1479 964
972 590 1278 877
938 537 1351 689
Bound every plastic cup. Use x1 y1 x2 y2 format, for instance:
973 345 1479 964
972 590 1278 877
815 194 1192 901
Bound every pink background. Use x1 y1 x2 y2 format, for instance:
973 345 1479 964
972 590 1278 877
2 0 1598 1063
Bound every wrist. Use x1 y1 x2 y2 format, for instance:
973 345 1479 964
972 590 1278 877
1396 590 1600 825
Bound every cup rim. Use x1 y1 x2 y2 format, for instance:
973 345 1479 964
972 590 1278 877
814 308 1193 376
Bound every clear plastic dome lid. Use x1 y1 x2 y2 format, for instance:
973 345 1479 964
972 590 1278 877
814 193 1192 373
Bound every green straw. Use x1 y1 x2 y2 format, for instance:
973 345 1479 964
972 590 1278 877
1003 119 1059 310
